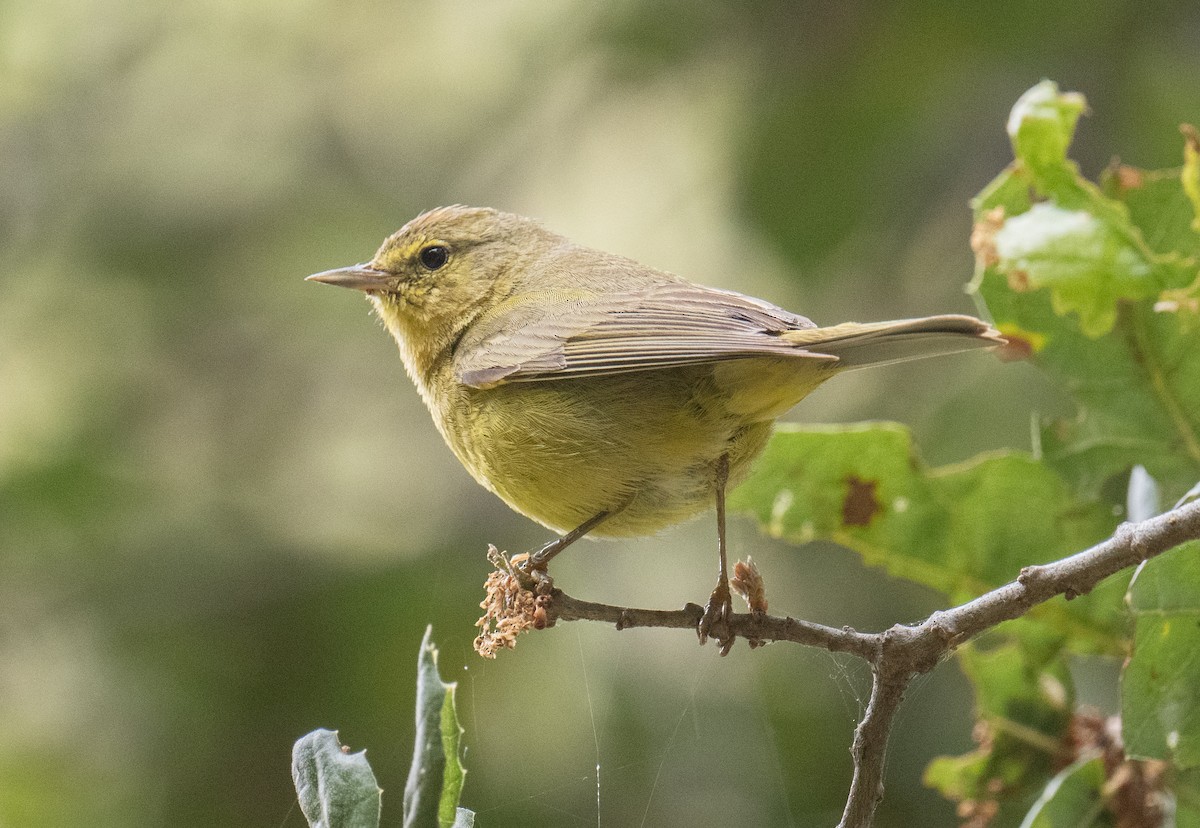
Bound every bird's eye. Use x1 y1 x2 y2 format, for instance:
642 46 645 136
418 245 449 271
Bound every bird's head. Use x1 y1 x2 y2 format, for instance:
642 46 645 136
308 205 550 376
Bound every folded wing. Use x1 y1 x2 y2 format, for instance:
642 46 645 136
454 282 1002 389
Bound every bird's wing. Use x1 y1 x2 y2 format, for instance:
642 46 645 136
453 282 833 388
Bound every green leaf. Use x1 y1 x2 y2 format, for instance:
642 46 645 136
1017 755 1107 828
925 623 1073 817
292 730 382 828
974 165 1033 219
984 272 1200 500
729 422 1121 648
982 84 1192 338
972 86 1200 501
1006 80 1087 186
403 626 470 828
1183 125 1200 233
992 202 1157 337
1122 540 1200 768
1104 164 1200 260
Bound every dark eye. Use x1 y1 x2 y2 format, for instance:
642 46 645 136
418 245 449 271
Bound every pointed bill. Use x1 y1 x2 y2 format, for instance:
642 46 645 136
306 264 392 292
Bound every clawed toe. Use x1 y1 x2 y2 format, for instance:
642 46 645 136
697 580 735 653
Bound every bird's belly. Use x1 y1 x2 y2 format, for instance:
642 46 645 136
439 371 773 536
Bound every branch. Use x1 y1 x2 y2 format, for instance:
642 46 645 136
547 591 879 660
516 497 1200 828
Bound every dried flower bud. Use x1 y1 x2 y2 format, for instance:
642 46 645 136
474 547 540 658
731 557 768 614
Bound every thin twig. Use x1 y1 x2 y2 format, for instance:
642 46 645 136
534 498 1200 828
546 591 880 660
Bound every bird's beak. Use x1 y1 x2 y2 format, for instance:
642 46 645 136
305 264 392 292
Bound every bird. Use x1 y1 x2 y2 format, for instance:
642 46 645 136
308 206 1004 650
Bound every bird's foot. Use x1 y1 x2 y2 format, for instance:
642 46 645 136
511 553 555 597
697 579 735 655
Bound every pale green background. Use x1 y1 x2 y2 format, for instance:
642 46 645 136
3 1 1198 825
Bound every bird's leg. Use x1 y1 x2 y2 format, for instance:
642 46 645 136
527 510 610 570
698 454 734 653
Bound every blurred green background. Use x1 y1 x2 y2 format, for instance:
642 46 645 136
3 1 1198 825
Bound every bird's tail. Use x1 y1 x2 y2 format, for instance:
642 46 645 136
782 314 1005 370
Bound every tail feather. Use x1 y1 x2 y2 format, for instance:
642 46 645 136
782 314 1005 370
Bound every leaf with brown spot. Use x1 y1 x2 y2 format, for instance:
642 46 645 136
841 475 881 527
730 422 1119 632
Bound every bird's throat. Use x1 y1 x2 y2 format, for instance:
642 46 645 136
368 293 464 402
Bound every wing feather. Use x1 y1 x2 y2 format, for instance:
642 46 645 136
454 282 832 388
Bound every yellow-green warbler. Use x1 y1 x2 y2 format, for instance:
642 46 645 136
309 206 1003 648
